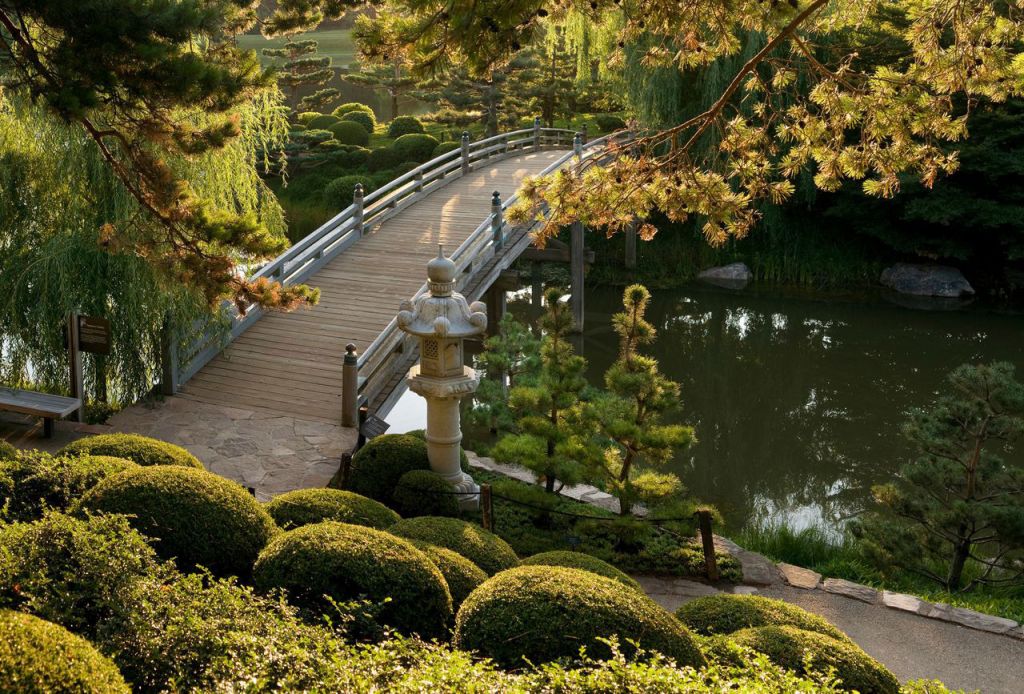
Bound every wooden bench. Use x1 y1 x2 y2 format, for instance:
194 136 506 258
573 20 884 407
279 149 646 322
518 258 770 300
0 388 82 438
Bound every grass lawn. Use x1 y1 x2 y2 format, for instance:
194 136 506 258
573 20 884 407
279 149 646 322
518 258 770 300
238 29 357 68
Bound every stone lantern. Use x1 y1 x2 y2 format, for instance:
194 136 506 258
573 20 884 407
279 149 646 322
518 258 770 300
397 246 487 508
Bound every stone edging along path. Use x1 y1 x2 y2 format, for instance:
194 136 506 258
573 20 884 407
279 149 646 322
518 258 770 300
465 449 1024 642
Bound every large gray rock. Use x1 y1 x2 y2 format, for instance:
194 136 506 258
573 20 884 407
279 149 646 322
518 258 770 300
880 263 975 298
699 262 752 288
778 562 822 590
822 577 879 604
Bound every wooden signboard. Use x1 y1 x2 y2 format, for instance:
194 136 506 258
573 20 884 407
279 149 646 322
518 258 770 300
77 315 111 355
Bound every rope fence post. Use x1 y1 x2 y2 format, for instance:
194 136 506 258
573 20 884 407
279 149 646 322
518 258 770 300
490 191 503 251
353 183 365 236
342 343 358 427
461 131 471 174
355 404 369 452
696 509 719 582
480 483 494 531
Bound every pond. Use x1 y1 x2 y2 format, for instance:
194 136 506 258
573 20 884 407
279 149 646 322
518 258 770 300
386 282 1024 534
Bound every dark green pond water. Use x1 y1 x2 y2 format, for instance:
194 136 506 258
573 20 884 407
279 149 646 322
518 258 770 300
388 283 1024 533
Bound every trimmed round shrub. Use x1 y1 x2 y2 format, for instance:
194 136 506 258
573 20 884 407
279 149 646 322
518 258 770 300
253 521 452 638
307 113 341 130
347 434 429 504
455 566 706 669
316 139 345 151
389 516 519 576
323 175 374 208
78 465 278 577
595 113 627 131
675 594 850 642
0 610 130 692
341 110 376 134
0 440 16 460
392 133 440 163
59 433 202 468
289 123 307 132
332 102 375 118
8 454 138 521
328 120 370 146
297 111 321 125
265 488 399 530
409 539 487 611
521 551 641 591
387 115 425 138
432 140 461 158
298 129 333 146
366 146 403 172
393 469 460 518
730 625 899 694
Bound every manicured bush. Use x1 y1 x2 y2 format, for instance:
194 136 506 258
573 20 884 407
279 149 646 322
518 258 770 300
298 129 334 145
389 516 519 576
323 175 375 208
254 521 452 638
341 110 376 134
521 550 641 591
595 113 627 131
0 440 16 460
392 133 440 163
332 102 375 118
266 488 400 530
7 454 138 521
317 139 345 151
289 123 307 132
432 140 461 158
408 539 487 611
297 111 321 125
59 433 203 468
455 565 706 669
328 119 371 146
395 160 421 175
367 145 403 172
730 625 900 694
307 113 341 130
387 115 425 138
78 465 278 577
675 594 850 642
393 469 460 518
347 433 429 504
0 610 130 692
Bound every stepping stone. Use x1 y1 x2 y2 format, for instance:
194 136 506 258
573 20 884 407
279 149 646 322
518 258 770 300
822 578 879 604
778 563 822 590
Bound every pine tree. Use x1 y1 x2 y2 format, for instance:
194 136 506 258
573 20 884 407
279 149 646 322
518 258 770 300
855 362 1024 592
492 288 591 493
262 39 335 113
469 314 541 435
587 285 694 515
342 57 418 121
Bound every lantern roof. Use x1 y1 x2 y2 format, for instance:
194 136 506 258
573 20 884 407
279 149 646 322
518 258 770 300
398 246 488 339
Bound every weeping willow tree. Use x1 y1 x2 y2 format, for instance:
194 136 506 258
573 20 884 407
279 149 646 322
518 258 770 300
0 87 290 406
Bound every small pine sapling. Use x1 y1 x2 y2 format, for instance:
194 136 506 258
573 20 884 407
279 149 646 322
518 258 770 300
469 314 540 434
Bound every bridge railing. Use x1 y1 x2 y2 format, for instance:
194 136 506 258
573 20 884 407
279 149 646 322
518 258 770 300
355 130 635 408
168 124 583 390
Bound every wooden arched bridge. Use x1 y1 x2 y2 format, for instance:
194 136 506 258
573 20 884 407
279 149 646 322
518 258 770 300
158 125 628 427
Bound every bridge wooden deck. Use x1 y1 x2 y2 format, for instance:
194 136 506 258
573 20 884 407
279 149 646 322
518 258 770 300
176 150 568 423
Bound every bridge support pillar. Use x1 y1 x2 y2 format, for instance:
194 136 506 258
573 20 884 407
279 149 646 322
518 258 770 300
570 221 585 332
531 262 543 309
485 285 506 337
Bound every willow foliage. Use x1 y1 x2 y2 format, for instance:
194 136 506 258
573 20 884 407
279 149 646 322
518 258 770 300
0 88 290 404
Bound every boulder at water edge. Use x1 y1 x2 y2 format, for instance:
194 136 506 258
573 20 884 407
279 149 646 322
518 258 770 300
698 262 752 288
880 263 974 298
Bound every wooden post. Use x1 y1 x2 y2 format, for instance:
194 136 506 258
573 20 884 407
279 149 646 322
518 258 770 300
696 510 720 582
342 343 358 427
570 221 585 332
461 131 471 174
339 452 353 489
159 313 179 396
355 405 369 452
573 132 583 160
533 116 541 149
414 170 424 193
625 219 637 270
66 313 84 422
353 183 365 236
480 483 494 531
490 191 503 251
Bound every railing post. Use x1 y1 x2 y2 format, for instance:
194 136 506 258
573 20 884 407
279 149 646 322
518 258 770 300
160 313 179 396
491 191 503 251
533 116 541 149
414 170 424 194
353 183 365 236
342 343 358 428
461 131 471 174
574 132 583 160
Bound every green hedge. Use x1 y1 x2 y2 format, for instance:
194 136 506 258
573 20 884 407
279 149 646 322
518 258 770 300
387 115 425 138
297 111 321 125
298 129 334 146
341 110 376 134
389 516 519 576
408 539 487 611
347 434 430 505
78 466 278 578
328 120 370 146
254 521 452 638
366 146 403 172
520 550 641 591
455 565 706 669
0 440 16 460
6 454 137 521
731 625 900 694
0 610 129 692
675 594 850 642
307 114 341 130
323 174 374 208
595 113 627 131
266 488 400 530
392 133 440 163
59 434 202 468
332 102 375 118
432 140 461 158
392 469 460 518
